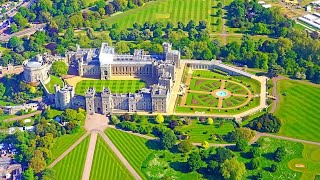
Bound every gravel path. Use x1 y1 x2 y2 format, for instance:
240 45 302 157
270 76 286 113
82 132 98 180
4 110 42 122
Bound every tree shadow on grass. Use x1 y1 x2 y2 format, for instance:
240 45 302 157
145 140 162 150
169 161 191 173
262 152 274 161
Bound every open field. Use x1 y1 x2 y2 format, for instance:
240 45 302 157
75 80 146 95
53 135 90 180
175 120 235 143
105 128 153 179
51 128 86 162
45 75 64 93
102 0 222 32
274 79 320 142
90 135 134 180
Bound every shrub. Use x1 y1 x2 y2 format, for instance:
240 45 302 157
202 141 209 149
110 115 120 125
270 164 277 172
155 114 164 124
207 118 214 125
177 140 193 153
250 158 261 170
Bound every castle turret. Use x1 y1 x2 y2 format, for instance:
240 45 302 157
101 87 113 115
85 88 95 115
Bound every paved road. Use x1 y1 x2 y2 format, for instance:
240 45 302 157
3 110 42 122
0 23 46 42
270 76 286 113
255 132 320 146
82 132 98 180
48 132 90 168
99 131 142 180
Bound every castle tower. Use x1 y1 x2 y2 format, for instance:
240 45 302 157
85 88 96 115
101 87 113 115
78 59 84 76
163 42 172 53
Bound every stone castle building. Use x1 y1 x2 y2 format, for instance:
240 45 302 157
54 42 180 114
23 55 52 84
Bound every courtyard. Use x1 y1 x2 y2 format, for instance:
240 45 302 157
176 69 261 115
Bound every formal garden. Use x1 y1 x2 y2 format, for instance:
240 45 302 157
175 70 261 114
75 80 146 95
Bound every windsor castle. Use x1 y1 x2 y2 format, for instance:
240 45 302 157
52 42 180 114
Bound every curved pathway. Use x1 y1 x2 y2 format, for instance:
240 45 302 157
270 76 286 113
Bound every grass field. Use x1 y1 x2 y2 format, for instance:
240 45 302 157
75 80 146 95
45 75 64 93
103 0 221 32
275 79 320 142
288 144 320 179
105 128 154 179
51 128 86 162
90 135 134 180
175 120 235 143
53 135 90 180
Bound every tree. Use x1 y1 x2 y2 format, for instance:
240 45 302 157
249 114 282 133
29 150 47 173
214 147 234 163
52 61 68 77
41 168 55 180
270 164 277 172
235 138 248 151
160 130 177 149
187 152 202 171
202 141 209 149
177 140 193 153
206 117 213 125
207 160 219 174
111 115 120 125
250 147 261 158
274 146 286 162
220 158 246 180
0 83 6 97
8 36 21 49
115 41 130 54
22 168 34 180
155 114 164 124
268 64 285 78
105 4 115 15
250 158 261 169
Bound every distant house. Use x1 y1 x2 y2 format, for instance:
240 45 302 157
8 126 35 134
0 164 22 180
3 103 39 115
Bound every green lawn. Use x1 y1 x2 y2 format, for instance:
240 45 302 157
175 120 235 143
53 135 90 180
45 75 64 93
105 128 153 180
51 128 86 162
102 0 221 32
90 135 134 180
0 99 16 106
75 80 146 95
274 79 320 142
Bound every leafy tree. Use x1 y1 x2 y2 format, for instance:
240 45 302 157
207 118 213 125
29 150 47 173
250 147 261 158
236 138 248 151
160 130 177 149
220 158 246 180
111 115 120 125
177 140 193 153
155 114 164 124
115 41 130 54
22 168 34 180
249 114 281 133
250 158 261 169
213 147 234 163
8 36 21 49
202 141 209 149
52 61 68 77
0 83 6 97
41 168 55 180
270 164 278 172
187 152 202 171
207 160 219 174
274 146 286 162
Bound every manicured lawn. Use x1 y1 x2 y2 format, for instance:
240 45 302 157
105 128 153 179
274 79 320 142
75 80 146 95
175 120 235 143
231 137 303 179
288 144 320 179
0 114 16 121
90 135 134 180
53 135 90 180
51 128 86 162
102 0 221 32
45 75 64 93
0 99 16 106
105 128 200 179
